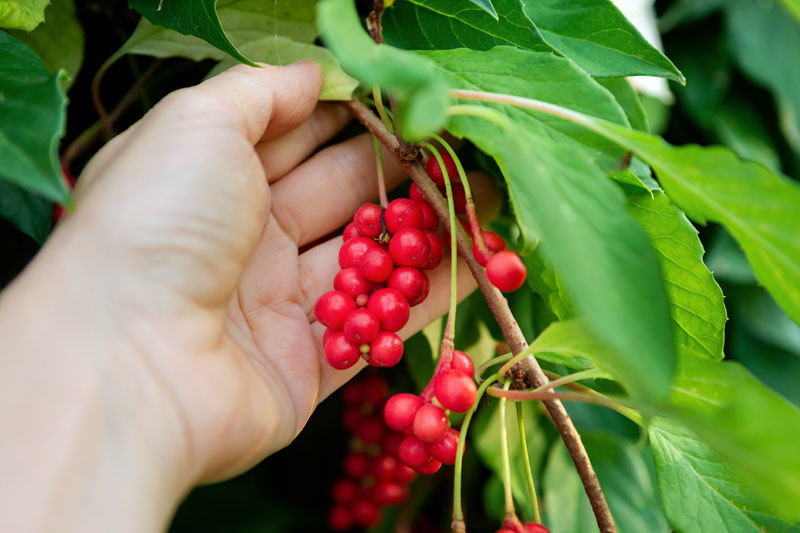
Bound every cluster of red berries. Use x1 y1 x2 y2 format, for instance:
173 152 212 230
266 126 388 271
383 350 477 472
315 192 444 370
328 375 418 531
497 523 550 533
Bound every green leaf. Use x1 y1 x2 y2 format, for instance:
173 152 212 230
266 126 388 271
728 284 800 358
705 228 757 284
523 250 573 322
0 31 69 204
206 36 358 101
0 179 52 243
583 118 800 327
627 191 726 361
128 0 268 66
522 0 684 82
650 419 800 532
120 0 317 63
468 0 498 19
598 78 649 132
9 0 83 86
382 0 551 53
317 0 447 139
668 355 800 521
402 332 435 393
725 0 800 154
0 0 48 31
543 434 669 533
446 113 675 403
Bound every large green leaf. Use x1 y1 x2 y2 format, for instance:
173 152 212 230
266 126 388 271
207 37 358 101
725 0 800 154
650 419 800 532
447 113 675 403
543 434 668 533
0 31 69 204
0 179 52 243
317 0 447 139
128 0 259 65
522 0 684 82
0 0 48 30
598 78 649 132
9 0 83 86
121 0 317 62
627 191 726 361
382 0 551 53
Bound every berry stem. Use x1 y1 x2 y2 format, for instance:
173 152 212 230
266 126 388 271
371 135 390 208
430 133 489 257
372 85 394 134
475 353 513 380
452 374 500 532
515 402 541 524
487 388 640 422
499 379 515 516
535 368 601 394
344 97 616 533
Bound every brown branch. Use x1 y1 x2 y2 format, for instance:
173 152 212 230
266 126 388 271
344 98 616 533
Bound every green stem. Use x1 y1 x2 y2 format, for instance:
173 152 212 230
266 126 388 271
488 388 642 424
372 85 394 134
500 379 514 515
453 375 499 530
475 353 513 380
371 135 389 208
446 104 510 128
516 402 541 524
535 368 601 394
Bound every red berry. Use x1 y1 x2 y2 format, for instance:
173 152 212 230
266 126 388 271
409 182 425 202
450 350 475 377
434 369 477 413
524 524 550 533
367 288 410 332
339 236 376 269
343 222 360 242
342 382 362 405
425 150 459 187
398 436 431 468
443 217 473 247
486 250 527 292
323 328 336 347
373 480 408 506
412 404 450 443
328 506 353 531
473 231 507 267
343 308 380 344
384 198 424 234
334 268 373 300
343 407 362 432
393 463 417 483
343 451 371 479
324 332 360 370
427 428 460 465
358 247 394 283
315 290 356 330
417 201 438 230
451 183 467 213
421 231 444 270
360 375 389 405
384 432 405 457
384 393 423 431
389 227 432 268
355 416 385 444
372 454 399 480
354 203 383 238
387 267 429 307
331 479 359 504
368 331 404 367
352 500 381 527
414 457 442 476
496 530 516 533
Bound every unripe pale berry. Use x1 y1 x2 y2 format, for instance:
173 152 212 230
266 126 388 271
473 231 508 267
427 427 461 465
366 288 410 332
338 236 376 269
324 333 360 370
414 457 442 475
417 201 438 230
425 151 459 187
422 231 444 271
368 331 404 367
389 227 431 268
343 308 380 345
334 267 373 300
384 393 423 431
451 350 475 377
387 267 429 307
434 369 477 413
315 290 356 330
358 247 394 282
413 404 449 443
353 203 383 238
398 436 431 468
384 198 424 234
343 222 360 242
486 250 527 292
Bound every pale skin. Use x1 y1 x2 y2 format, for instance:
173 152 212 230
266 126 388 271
0 62 478 532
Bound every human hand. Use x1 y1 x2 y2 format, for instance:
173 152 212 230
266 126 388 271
0 60 479 531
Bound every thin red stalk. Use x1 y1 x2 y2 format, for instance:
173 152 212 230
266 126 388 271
343 98 616 533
